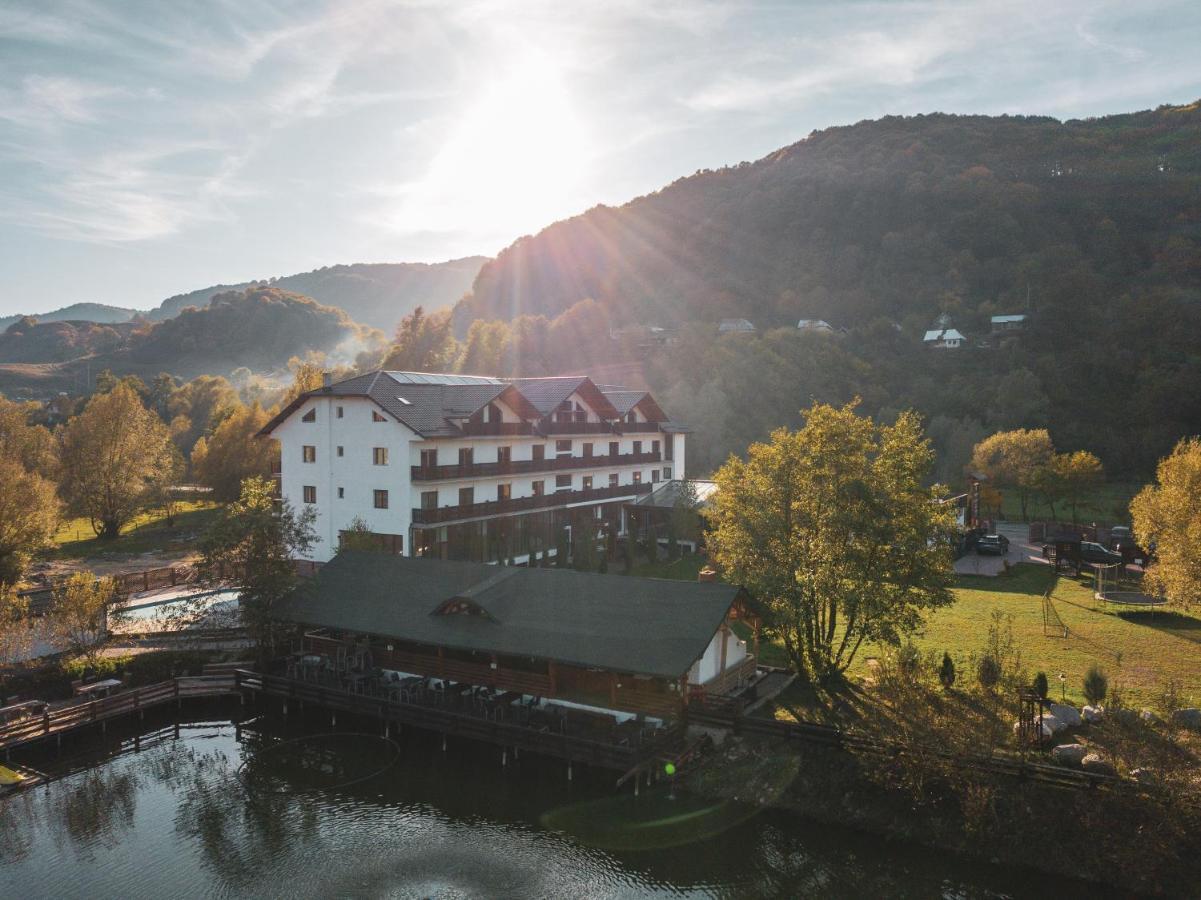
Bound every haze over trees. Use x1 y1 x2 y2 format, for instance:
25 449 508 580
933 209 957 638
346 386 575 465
708 402 956 680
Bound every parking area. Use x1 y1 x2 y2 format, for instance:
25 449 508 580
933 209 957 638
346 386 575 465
954 522 1049 576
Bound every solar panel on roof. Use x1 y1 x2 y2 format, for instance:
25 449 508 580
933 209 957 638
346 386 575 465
386 371 502 385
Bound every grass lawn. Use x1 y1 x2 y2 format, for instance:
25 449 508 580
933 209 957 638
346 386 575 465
44 501 223 560
997 480 1140 524
650 554 1201 709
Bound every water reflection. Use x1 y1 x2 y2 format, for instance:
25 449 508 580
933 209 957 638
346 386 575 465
0 713 1093 899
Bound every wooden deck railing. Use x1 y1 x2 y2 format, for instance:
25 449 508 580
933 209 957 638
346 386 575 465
0 675 239 751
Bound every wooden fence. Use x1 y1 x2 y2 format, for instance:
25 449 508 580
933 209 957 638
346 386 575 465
0 675 238 753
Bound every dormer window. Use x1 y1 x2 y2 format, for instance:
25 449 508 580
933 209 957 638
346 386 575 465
301 408 316 423
435 597 492 619
372 411 387 422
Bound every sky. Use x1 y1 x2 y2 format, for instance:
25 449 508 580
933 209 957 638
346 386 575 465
2 1 1200 316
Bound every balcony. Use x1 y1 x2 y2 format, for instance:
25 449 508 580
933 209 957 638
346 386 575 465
459 421 536 437
412 482 653 526
615 422 663 433
538 420 615 436
411 451 661 481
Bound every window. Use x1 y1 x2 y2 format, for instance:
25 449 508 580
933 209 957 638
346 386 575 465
665 435 674 461
459 487 475 506
582 475 593 490
582 442 593 458
633 471 642 484
419 490 436 510
532 480 545 496
372 410 387 422
555 440 572 457
497 446 511 464
337 446 344 457
626 411 636 424
555 474 572 490
303 485 316 504
652 469 660 483
497 483 512 501
458 447 474 467
336 406 344 419
532 444 545 462
420 449 437 469
302 445 316 463
652 440 660 455
376 490 391 509
663 466 672 480
301 408 316 423
337 487 344 499
555 400 573 423
574 407 587 424
633 440 642 455
484 402 501 423
373 447 388 466
608 441 619 457
608 473 619 487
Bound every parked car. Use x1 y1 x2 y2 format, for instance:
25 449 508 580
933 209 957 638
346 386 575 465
1080 541 1123 566
976 534 1010 556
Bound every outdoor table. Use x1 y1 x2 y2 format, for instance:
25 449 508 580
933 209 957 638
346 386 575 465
74 678 123 699
0 700 47 724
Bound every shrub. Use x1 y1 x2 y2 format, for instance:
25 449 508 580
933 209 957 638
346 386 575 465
61 653 132 681
896 641 922 679
1083 665 1108 706
977 654 1001 691
1033 671 1049 700
938 651 956 690
124 650 209 686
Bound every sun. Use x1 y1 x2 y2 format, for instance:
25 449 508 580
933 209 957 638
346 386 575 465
391 54 592 241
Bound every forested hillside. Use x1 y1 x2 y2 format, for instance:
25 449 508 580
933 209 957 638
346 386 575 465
0 303 139 332
151 257 486 330
453 104 1201 476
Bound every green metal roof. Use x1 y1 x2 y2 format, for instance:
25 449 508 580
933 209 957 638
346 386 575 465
274 552 742 679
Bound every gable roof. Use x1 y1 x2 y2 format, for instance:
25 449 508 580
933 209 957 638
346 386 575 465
923 328 966 342
260 371 636 438
273 552 742 679
990 314 1028 324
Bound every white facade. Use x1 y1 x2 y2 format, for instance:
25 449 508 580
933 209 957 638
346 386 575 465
268 375 686 563
689 628 748 684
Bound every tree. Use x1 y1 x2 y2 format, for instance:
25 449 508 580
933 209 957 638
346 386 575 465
49 573 118 661
667 479 702 559
381 306 458 372
709 402 956 679
969 429 1055 521
0 587 32 670
191 402 277 501
1131 438 1201 609
59 383 175 538
938 651 956 690
198 477 316 658
1083 665 1108 706
1033 671 1049 700
1051 450 1104 523
0 396 58 478
0 454 61 587
338 516 384 552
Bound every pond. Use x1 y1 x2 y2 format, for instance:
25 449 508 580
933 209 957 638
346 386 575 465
1 706 1092 899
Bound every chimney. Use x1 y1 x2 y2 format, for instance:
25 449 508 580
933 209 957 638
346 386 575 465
322 371 332 389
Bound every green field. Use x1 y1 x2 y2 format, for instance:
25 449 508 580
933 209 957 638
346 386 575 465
644 554 1201 708
45 501 223 560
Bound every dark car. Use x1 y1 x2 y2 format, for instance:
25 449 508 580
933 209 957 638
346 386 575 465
1080 541 1123 566
976 534 1010 556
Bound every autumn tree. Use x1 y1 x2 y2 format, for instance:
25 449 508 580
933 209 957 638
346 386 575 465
0 395 58 478
381 306 458 372
709 402 956 680
969 429 1055 521
1131 438 1201 609
0 454 61 587
0 587 32 669
59 382 175 538
49 573 119 661
198 477 316 658
337 516 384 552
191 402 277 501
1052 450 1104 523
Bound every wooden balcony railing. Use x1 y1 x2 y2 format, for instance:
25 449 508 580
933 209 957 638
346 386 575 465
412 482 653 525
460 421 536 436
411 450 661 481
538 421 616 435
615 422 664 433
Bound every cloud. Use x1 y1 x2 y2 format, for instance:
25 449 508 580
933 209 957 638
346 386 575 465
0 75 131 126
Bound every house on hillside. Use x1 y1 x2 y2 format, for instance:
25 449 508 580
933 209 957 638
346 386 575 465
990 314 1028 334
257 370 688 565
718 318 755 334
610 324 677 347
923 328 966 349
796 319 834 333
